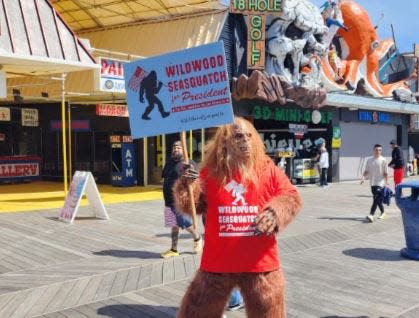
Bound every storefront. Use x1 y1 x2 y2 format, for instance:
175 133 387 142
338 108 409 180
233 100 337 183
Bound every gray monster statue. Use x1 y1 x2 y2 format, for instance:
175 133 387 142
265 0 328 89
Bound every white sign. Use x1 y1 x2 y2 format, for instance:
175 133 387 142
312 110 322 124
59 171 109 224
0 71 6 99
0 107 10 121
22 108 39 127
100 58 126 93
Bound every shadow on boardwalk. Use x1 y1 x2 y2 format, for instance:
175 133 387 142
98 304 177 318
342 248 404 261
93 249 162 259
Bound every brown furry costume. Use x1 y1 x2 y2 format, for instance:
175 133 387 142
174 118 302 318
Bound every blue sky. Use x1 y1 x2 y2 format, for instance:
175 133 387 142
311 0 419 53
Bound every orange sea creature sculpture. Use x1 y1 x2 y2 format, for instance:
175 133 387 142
321 0 411 97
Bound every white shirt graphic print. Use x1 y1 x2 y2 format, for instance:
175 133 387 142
219 179 258 237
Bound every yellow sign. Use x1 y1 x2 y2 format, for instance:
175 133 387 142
332 138 341 149
277 150 294 158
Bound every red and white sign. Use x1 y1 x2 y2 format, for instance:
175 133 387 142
100 58 126 93
122 136 133 143
0 163 39 178
0 107 10 121
0 133 5 141
96 104 129 117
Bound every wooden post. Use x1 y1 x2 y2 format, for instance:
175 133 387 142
180 131 198 230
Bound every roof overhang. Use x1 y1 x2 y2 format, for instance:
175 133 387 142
327 93 419 115
51 0 228 32
0 54 100 78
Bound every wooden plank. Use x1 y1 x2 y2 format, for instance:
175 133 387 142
123 266 141 293
59 277 91 309
173 257 186 280
183 256 195 277
24 284 63 317
44 280 78 313
56 308 89 318
162 259 175 284
108 269 130 297
137 264 152 289
0 289 32 318
75 274 104 306
150 261 163 286
93 271 118 301
121 293 176 318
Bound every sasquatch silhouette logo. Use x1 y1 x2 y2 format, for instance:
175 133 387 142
224 180 247 206
139 70 170 120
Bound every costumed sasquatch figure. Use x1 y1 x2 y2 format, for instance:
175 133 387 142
139 70 170 120
173 117 302 318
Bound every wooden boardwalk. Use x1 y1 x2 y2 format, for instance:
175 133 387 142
0 179 419 317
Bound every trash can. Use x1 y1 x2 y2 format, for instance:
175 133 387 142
395 180 419 260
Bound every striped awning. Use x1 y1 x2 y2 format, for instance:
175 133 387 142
0 0 99 78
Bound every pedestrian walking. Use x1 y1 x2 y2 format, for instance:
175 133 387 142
389 140 404 187
319 143 329 187
160 141 202 258
360 144 388 222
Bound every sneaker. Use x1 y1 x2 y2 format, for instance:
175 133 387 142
227 302 244 311
193 237 203 254
366 215 374 223
160 249 179 258
378 212 387 220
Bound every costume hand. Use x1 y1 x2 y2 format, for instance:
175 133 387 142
181 164 199 182
254 207 278 236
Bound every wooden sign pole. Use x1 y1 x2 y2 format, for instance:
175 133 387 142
180 131 198 230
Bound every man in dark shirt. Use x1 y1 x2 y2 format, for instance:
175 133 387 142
389 140 405 187
161 141 202 258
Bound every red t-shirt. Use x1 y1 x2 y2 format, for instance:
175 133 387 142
200 161 298 273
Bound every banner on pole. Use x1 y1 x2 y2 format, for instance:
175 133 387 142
59 171 109 224
123 42 234 139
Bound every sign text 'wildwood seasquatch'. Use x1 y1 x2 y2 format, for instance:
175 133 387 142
230 0 283 70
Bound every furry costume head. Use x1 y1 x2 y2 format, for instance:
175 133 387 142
202 117 270 185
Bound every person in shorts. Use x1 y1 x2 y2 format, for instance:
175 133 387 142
161 141 202 258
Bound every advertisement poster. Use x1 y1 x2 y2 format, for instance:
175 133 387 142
123 42 234 139
59 171 109 224
22 108 39 127
59 171 88 222
0 107 10 121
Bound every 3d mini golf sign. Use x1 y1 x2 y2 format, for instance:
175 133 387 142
230 0 283 69
123 42 234 139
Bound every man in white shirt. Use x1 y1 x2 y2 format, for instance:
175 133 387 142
319 143 329 187
360 144 388 222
